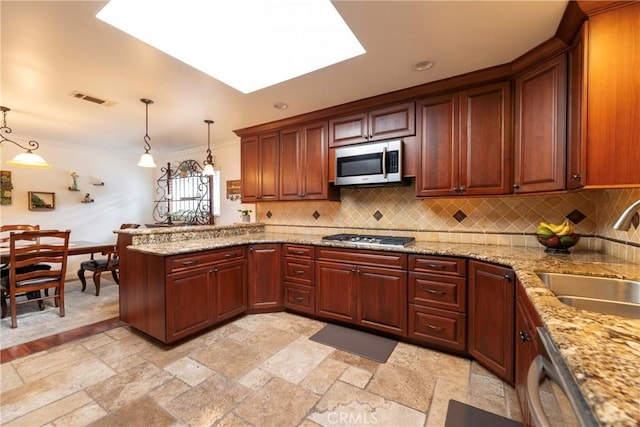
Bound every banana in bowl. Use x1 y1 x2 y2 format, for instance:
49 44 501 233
536 219 580 253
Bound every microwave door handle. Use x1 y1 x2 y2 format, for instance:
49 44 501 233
382 147 387 178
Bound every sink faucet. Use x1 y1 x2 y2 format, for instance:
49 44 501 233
612 199 640 231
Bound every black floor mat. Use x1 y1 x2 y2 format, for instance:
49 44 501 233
445 400 522 427
309 323 398 363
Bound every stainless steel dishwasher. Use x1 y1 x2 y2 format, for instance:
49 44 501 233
527 327 599 427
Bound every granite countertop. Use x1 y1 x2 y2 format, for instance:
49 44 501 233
126 230 640 426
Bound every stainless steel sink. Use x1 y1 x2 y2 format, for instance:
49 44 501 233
536 272 640 319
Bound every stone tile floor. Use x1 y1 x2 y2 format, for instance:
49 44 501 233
1 312 522 426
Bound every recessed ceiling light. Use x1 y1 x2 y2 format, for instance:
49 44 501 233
412 60 435 72
97 0 366 94
273 102 289 110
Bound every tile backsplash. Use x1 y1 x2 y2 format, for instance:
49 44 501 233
256 185 640 263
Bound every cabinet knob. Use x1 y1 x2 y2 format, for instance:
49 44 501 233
504 274 512 282
571 173 581 180
452 186 459 192
459 186 466 192
519 331 530 342
512 184 520 190
213 268 219 273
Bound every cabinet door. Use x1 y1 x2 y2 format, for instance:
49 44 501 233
357 265 407 336
166 267 213 342
416 93 459 196
368 101 415 142
213 259 247 322
468 260 515 384
567 23 587 190
316 261 357 322
586 3 640 186
329 112 368 147
258 132 280 201
513 54 567 193
240 135 261 202
301 121 330 199
279 127 303 200
459 82 512 195
248 244 282 311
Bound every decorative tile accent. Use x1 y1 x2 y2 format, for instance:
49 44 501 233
566 209 587 224
266 211 273 219
313 211 320 220
453 210 467 223
373 210 383 221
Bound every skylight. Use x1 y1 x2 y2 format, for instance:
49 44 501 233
96 0 366 94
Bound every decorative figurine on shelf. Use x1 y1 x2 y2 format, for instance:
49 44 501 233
69 172 80 191
82 193 94 203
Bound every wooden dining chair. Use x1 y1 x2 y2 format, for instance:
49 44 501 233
0 224 52 317
77 223 139 296
5 229 71 328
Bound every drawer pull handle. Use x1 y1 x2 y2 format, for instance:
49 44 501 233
425 288 446 295
294 296 305 302
294 270 304 274
293 251 305 255
425 263 445 269
426 324 444 332
225 253 234 257
181 260 198 266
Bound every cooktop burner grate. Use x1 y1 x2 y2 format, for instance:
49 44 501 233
322 233 415 247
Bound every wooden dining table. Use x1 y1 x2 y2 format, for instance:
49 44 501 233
0 241 115 264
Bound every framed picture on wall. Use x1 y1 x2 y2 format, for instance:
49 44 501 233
28 191 55 210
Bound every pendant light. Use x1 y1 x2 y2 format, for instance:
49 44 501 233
137 98 157 168
202 119 215 176
0 106 52 169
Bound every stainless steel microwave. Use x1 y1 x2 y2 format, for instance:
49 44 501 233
335 139 403 186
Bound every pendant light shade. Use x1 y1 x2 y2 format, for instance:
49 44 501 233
137 98 157 168
0 106 52 169
202 119 215 176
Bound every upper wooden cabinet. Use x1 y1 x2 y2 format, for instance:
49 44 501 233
241 132 279 202
328 102 415 147
567 23 587 190
416 81 512 197
582 3 640 187
280 121 339 201
513 54 567 193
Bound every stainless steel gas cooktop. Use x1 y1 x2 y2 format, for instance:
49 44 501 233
321 233 415 247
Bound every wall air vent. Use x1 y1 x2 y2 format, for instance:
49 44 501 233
69 91 116 107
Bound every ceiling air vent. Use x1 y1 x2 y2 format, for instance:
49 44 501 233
70 91 116 107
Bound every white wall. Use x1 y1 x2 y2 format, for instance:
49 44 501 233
1 135 156 274
156 137 254 226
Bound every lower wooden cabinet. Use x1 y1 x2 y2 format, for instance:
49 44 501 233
468 260 515 384
213 259 247 322
316 248 408 336
248 244 282 312
282 244 316 314
166 267 214 342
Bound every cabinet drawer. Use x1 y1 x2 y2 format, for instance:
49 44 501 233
409 255 466 276
409 305 466 352
284 283 315 314
409 272 466 312
283 244 315 259
317 247 407 269
283 258 314 285
167 246 246 273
